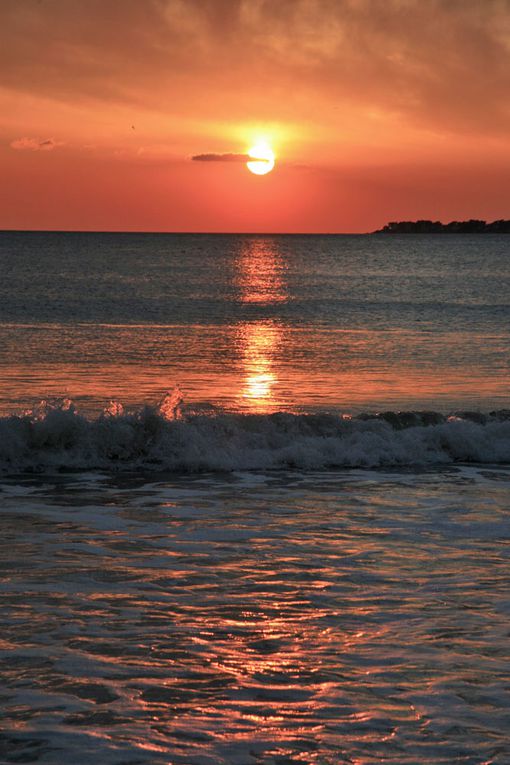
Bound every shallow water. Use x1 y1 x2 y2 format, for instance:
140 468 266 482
1 467 510 764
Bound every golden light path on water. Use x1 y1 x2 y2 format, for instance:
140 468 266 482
235 237 287 411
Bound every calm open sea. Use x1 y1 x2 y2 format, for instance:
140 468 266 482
1 231 510 763
0 231 509 417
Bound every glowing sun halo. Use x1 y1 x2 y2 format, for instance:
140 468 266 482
247 142 275 175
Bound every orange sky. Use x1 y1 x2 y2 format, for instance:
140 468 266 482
1 0 509 233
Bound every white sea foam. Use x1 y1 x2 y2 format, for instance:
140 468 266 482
1 397 509 473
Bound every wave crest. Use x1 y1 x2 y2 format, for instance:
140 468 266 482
1 397 510 472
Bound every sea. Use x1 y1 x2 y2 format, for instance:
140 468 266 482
1 231 510 764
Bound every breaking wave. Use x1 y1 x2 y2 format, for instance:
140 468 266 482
1 393 510 473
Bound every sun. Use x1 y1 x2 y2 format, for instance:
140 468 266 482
247 141 275 175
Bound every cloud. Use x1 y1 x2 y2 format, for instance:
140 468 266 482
0 0 509 138
192 152 249 162
10 137 62 151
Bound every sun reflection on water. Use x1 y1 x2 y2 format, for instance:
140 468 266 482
238 320 283 410
234 238 289 412
235 237 287 305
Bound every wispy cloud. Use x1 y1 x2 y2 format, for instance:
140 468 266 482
10 137 63 151
1 0 509 138
192 152 249 162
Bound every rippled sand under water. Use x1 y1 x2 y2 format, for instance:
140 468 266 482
1 466 510 764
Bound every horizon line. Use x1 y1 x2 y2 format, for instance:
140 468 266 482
0 228 371 236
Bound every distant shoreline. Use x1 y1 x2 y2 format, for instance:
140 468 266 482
374 219 510 234
0 222 509 236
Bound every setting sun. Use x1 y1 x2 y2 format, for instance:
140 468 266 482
246 141 275 175
2 3 510 764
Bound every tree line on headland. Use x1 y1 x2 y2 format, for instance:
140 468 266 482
374 219 510 233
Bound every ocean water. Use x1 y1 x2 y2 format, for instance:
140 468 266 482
0 231 509 419
1 231 510 763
